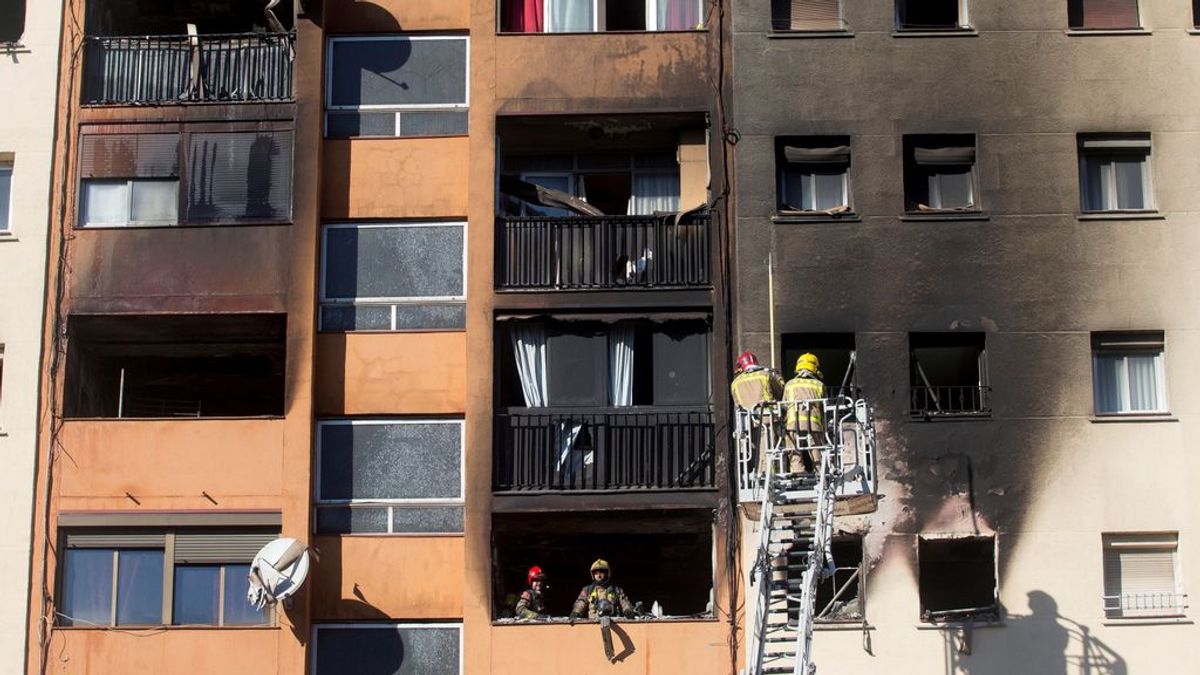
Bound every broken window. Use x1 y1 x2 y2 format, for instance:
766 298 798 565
492 510 714 620
320 222 466 332
1092 331 1167 415
909 332 989 417
903 135 978 213
790 535 864 623
776 137 851 214
313 624 461 675
896 0 968 30
918 535 997 622
772 0 842 31
500 0 701 32
1078 134 1153 213
1102 533 1185 619
0 0 25 43
500 153 681 217
1068 0 1140 30
781 333 857 396
63 314 286 418
325 35 468 139
315 419 464 535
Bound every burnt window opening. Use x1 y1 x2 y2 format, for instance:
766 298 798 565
85 0 294 36
64 314 286 419
918 536 998 622
896 0 966 30
909 332 989 417
781 333 856 395
788 535 864 624
0 0 25 43
492 510 714 620
605 0 647 30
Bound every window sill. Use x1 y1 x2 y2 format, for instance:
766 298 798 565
900 211 989 222
1102 617 1191 626
1077 211 1164 221
909 412 992 422
1189 29 1200 36
495 29 706 37
1065 28 1150 36
56 624 278 631
772 211 861 224
1090 413 1177 423
915 620 1004 630
813 621 872 631
317 532 465 538
492 615 716 626
0 232 16 242
767 30 854 39
319 328 468 335
327 133 470 141
76 222 293 231
892 29 978 38
63 415 287 422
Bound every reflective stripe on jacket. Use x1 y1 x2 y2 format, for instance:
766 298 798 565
783 375 825 432
731 368 784 410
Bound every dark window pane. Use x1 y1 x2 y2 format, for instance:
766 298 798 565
1083 157 1107 210
323 225 465 301
391 506 465 533
116 550 163 625
187 131 294 224
547 323 609 406
173 565 220 625
652 321 711 405
315 506 391 534
397 111 469 137
326 112 397 138
222 564 268 625
61 549 113 626
319 422 462 501
898 0 959 29
0 0 26 43
393 304 466 330
329 38 467 107
320 305 394 332
314 625 461 675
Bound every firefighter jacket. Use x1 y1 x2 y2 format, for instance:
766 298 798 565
515 588 546 619
731 366 785 411
783 374 825 434
571 582 634 619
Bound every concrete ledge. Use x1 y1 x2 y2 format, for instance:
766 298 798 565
772 212 861 224
1066 29 1151 36
892 29 978 38
1089 414 1178 423
900 212 990 222
1078 211 1165 221
767 31 854 39
1102 617 1193 627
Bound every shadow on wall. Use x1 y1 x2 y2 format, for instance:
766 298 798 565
944 591 1125 675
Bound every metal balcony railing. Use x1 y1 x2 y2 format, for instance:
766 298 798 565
82 32 295 105
1104 592 1188 619
493 407 714 491
496 212 711 290
909 385 991 417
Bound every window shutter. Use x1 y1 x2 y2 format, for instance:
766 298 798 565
65 532 166 548
79 134 180 178
174 531 278 564
1071 0 1139 29
186 131 293 224
783 145 850 164
790 0 840 30
913 146 975 166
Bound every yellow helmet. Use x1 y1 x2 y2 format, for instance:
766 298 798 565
590 559 610 574
795 353 822 376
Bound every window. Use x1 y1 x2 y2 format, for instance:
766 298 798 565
909 332 988 417
781 333 857 393
0 0 24 43
896 0 969 30
771 0 843 31
320 223 466 332
1195 0 1199 28
0 160 11 232
58 528 276 627
1103 533 1185 619
500 153 681 217
326 36 468 139
1068 0 1140 30
792 535 864 623
776 137 851 214
918 535 998 622
313 624 462 674
903 135 978 212
315 419 465 535
1092 331 1166 415
1078 134 1153 213
78 130 293 227
500 0 702 33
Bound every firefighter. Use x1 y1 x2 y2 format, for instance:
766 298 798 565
569 559 635 621
731 351 785 475
783 352 826 473
515 565 548 619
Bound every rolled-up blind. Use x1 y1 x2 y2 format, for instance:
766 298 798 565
65 532 165 548
783 144 850 164
186 131 293 223
174 531 278 564
913 146 975 165
79 134 180 178
1069 0 1139 29
1080 137 1151 151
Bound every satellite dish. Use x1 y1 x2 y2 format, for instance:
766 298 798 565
247 537 311 610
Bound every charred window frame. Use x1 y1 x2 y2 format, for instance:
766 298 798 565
771 0 845 32
319 222 467 332
325 35 469 139
812 535 865 623
909 332 989 418
313 623 463 674
0 0 25 44
895 0 970 31
776 137 852 216
903 135 979 213
780 333 857 396
1092 331 1167 416
918 535 999 623
76 125 294 228
1102 533 1186 619
1068 0 1141 30
1078 134 1154 214
314 419 466 535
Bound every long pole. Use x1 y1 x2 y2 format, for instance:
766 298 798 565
768 252 776 369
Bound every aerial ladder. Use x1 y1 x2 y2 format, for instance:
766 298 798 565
736 393 877 675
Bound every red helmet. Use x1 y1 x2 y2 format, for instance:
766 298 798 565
735 351 759 374
527 565 546 586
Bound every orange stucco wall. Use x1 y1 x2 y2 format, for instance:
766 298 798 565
47 628 280 674
310 535 465 620
324 0 469 33
321 138 470 220
490 621 731 674
315 332 467 416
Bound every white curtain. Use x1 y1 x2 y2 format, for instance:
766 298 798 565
629 173 680 215
545 0 592 32
1127 353 1161 411
609 323 635 407
510 323 548 407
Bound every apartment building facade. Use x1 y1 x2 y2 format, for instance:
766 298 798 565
0 2 61 673
731 0 1200 673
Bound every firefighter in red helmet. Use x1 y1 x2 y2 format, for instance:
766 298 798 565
515 565 548 619
731 351 785 475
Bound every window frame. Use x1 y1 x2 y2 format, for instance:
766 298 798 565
813 534 866 624
902 135 980 214
908 332 990 418
1068 0 1142 31
314 419 467 535
771 0 846 32
1078 136 1154 213
79 178 181 228
916 534 1000 623
1101 532 1185 619
0 160 12 233
895 0 971 32
311 623 464 675
1091 332 1167 416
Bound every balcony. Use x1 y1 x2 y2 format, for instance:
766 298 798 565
497 212 710 290
82 32 294 106
493 407 714 492
909 384 992 418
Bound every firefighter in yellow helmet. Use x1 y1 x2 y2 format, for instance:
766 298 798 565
731 351 785 476
569 559 635 622
783 353 825 473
